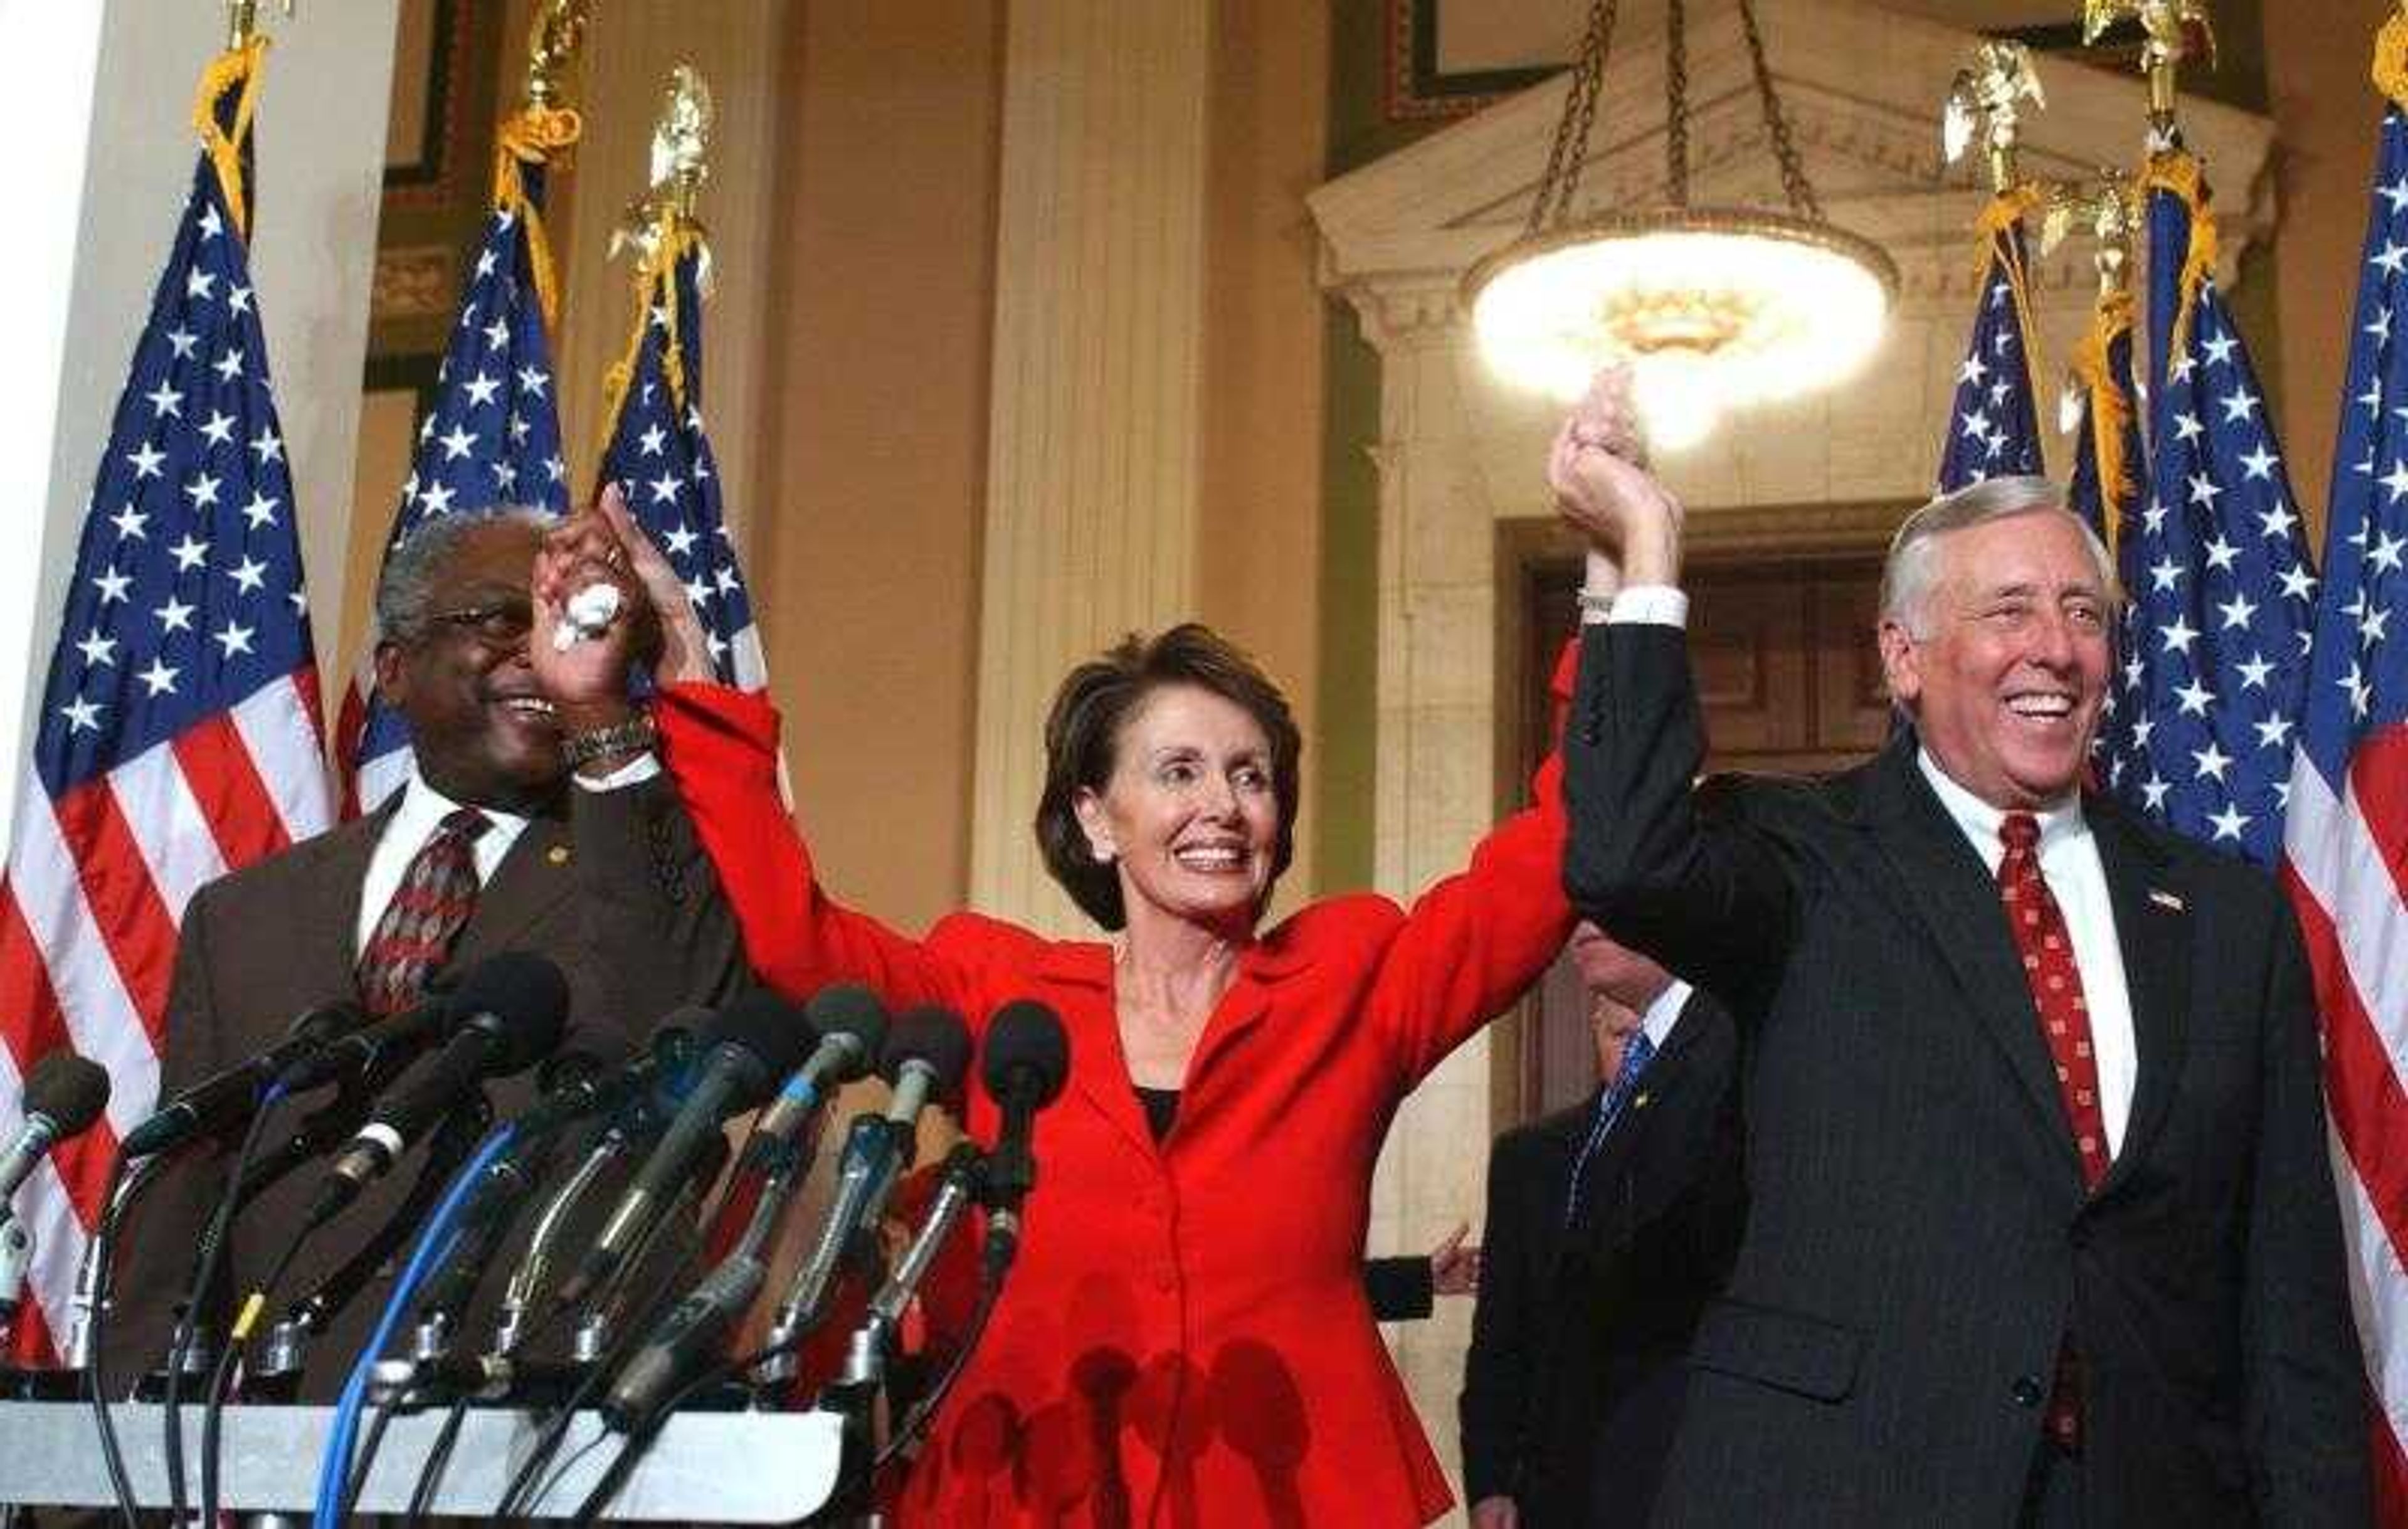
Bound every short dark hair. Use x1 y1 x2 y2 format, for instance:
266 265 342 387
1034 623 1302 931
374 507 550 643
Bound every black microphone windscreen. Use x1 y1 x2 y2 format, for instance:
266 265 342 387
25 1051 111 1136
287 1000 368 1048
702 990 816 1106
451 951 572 1072
803 984 889 1079
983 1000 1070 1108
883 1007 973 1097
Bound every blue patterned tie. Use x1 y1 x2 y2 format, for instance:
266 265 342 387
1563 1029 1657 1231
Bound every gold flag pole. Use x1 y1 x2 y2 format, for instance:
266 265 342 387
599 65 715 455
1941 41 2051 438
2082 0 2215 136
224 0 293 51
1944 40 2046 198
495 0 589 331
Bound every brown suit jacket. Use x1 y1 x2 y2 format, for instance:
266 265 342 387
110 771 749 1396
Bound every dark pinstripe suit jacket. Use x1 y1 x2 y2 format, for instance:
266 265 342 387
110 773 747 1395
1563 623 2367 1528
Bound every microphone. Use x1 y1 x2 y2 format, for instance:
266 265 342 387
514 1009 709 1140
977 1000 1070 1275
0 1051 112 1210
120 1002 367 1159
305 953 569 1229
867 1140 985 1332
557 993 815 1308
275 987 460 1094
763 1008 971 1357
737 985 887 1174
601 1254 766 1429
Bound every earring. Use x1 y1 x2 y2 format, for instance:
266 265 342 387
1092 844 1116 864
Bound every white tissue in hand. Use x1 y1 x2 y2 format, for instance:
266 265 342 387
553 581 623 652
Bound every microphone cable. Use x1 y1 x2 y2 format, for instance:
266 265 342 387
78 1146 162 1529
201 1096 485 1526
161 1077 290 1528
491 1092 790 1523
309 1121 517 1529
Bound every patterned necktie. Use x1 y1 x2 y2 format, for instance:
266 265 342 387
1563 1029 1657 1232
1997 810 2106 1450
357 807 490 1016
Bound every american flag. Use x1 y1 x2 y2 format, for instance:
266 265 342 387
2101 149 2315 869
334 111 578 815
2280 98 2408 1520
596 235 766 690
1936 200 2046 492
0 45 330 1361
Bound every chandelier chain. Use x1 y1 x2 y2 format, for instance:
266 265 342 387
1528 0 1621 236
1666 0 1690 207
1737 0 1819 218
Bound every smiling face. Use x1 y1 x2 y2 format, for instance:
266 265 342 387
1878 508 2112 811
373 517 562 813
1072 683 1283 939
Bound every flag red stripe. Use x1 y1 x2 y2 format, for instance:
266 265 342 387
0 886 80 1081
6 1286 58 1368
2352 729 2408 906
2284 868 2408 1262
49 780 177 1052
172 712 293 869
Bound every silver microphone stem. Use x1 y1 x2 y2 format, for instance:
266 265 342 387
492 1131 626 1357
65 1154 169 1370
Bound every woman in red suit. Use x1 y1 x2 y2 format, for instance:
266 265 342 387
541 491 1575 1526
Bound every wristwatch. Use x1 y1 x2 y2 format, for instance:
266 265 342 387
559 710 659 768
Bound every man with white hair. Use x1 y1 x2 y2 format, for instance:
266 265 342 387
1550 373 2367 1526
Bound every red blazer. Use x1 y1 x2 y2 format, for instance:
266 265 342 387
655 672 1573 1527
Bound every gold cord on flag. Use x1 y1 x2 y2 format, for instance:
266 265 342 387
1972 183 2050 443
191 39 267 240
493 106 583 329
2069 288 2137 553
2141 150 2218 365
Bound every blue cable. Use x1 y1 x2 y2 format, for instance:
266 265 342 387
310 1123 517 1529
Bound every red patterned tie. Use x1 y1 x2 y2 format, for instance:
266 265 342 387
1997 810 2108 1449
357 807 490 1016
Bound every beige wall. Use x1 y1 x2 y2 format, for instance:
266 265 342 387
754 2 1005 935
2264 0 2393 537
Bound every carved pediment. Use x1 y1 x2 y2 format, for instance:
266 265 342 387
1310 0 2276 331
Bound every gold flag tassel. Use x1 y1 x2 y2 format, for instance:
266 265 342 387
2377 9 2408 112
2068 286 2138 554
596 65 715 463
191 38 268 241
1973 183 2050 438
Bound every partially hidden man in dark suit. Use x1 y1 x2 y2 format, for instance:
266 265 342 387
1460 922 1741 1529
112 505 747 1395
1546 371 2368 1526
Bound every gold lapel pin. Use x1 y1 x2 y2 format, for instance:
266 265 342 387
547 845 572 866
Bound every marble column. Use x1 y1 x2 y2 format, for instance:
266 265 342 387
969 0 1213 932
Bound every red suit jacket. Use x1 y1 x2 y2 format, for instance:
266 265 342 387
654 670 1573 1528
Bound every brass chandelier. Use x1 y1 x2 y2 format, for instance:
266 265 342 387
1464 0 1900 450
